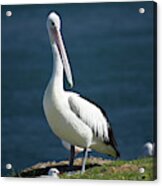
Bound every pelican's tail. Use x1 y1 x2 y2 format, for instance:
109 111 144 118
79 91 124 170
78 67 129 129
104 127 120 158
110 144 120 159
109 128 120 158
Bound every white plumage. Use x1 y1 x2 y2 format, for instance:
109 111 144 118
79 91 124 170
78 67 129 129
43 12 119 173
68 94 109 142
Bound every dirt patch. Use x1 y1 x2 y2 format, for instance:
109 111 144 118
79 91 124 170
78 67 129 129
109 164 139 173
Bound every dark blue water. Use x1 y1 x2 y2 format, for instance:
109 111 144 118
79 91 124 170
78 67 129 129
1 2 156 176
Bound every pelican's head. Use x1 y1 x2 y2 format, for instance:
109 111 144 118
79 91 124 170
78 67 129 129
47 12 73 88
47 12 61 44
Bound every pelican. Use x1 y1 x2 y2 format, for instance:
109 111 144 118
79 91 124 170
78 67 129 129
43 12 120 173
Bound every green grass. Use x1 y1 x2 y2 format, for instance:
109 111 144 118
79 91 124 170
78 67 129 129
15 157 156 180
60 157 156 180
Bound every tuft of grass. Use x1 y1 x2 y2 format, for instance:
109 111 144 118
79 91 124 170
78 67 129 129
15 157 156 180
60 157 156 180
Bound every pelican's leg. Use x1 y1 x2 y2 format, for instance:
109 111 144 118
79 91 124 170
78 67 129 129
69 145 75 168
81 148 88 174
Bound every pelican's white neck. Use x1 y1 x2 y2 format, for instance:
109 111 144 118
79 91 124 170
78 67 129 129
50 43 64 91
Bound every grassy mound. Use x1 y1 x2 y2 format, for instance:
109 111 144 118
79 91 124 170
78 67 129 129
13 157 156 180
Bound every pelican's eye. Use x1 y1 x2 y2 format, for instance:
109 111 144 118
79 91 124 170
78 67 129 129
51 21 55 27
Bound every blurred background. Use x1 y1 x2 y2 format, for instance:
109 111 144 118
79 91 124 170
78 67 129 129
1 2 156 176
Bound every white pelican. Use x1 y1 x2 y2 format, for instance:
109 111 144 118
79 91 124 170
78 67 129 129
43 12 120 173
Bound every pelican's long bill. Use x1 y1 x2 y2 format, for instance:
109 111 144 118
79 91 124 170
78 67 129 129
53 26 73 88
